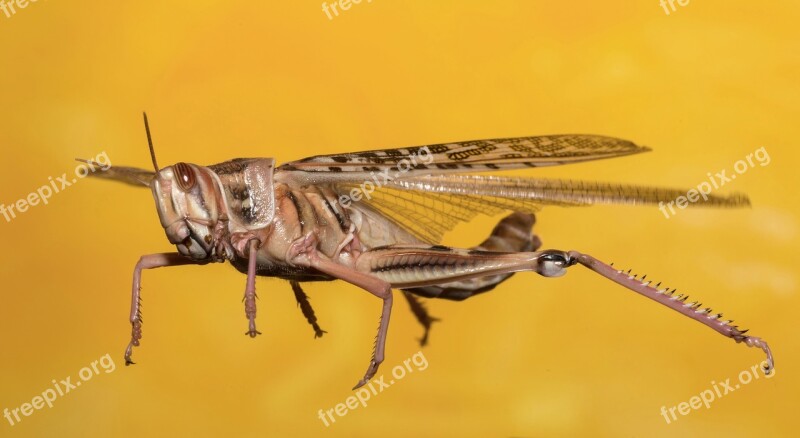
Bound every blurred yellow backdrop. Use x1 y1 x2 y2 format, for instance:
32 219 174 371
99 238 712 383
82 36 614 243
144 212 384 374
0 1 797 436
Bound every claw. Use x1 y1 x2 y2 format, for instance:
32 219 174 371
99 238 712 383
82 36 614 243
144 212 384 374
353 359 380 390
124 345 136 366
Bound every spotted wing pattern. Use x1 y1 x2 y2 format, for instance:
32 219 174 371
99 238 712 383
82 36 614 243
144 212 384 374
278 134 650 183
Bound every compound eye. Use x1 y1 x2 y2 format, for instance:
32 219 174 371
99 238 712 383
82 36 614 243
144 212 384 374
173 162 196 193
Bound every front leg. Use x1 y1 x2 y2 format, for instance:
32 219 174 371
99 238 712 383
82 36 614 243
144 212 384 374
125 253 204 365
288 234 393 389
243 239 262 337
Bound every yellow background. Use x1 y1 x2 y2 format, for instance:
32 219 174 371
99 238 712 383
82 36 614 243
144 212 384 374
1 1 797 436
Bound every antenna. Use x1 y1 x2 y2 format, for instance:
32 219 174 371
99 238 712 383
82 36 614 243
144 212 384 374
143 112 159 172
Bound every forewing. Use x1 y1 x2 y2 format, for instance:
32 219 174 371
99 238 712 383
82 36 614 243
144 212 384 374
278 134 650 184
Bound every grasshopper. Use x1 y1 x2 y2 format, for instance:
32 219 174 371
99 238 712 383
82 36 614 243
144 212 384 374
83 114 773 389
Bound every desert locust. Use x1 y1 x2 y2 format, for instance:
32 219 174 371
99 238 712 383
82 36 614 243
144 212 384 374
82 114 774 389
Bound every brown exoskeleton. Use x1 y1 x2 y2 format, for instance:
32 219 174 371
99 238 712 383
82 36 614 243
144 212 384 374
83 114 773 389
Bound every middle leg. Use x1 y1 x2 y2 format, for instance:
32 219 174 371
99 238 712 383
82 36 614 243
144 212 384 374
288 235 394 389
290 281 327 338
402 291 439 347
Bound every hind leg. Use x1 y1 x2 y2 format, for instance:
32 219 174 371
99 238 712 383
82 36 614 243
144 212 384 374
355 243 774 374
404 212 541 301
